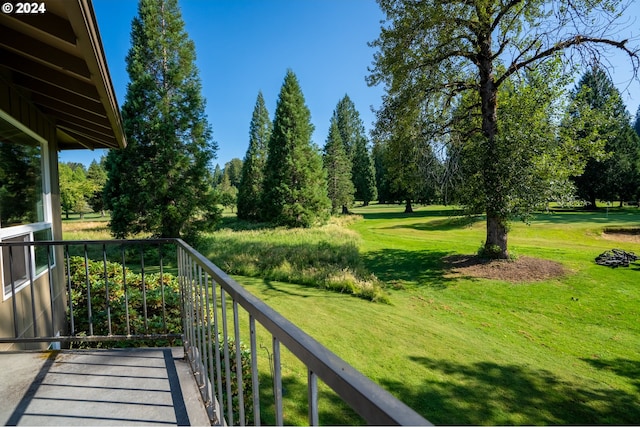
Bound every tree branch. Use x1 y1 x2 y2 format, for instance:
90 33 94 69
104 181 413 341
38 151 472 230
496 36 639 87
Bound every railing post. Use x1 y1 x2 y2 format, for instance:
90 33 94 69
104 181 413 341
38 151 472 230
121 245 130 335
233 301 245 426
8 246 19 338
221 291 233 425
272 336 283 426
249 315 261 426
83 244 93 336
308 369 319 426
65 245 75 336
47 245 55 338
103 244 112 336
212 279 225 424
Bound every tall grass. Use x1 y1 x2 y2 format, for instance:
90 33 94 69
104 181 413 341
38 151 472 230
198 216 388 303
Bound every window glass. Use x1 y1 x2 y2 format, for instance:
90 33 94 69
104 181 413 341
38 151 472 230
0 112 53 299
2 234 29 296
0 120 44 226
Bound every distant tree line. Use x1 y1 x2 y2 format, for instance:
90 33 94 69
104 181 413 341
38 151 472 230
232 76 377 226
59 159 108 219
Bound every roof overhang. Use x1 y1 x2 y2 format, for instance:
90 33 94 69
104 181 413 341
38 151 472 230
0 0 126 150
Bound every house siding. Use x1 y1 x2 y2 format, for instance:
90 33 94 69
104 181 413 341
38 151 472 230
0 78 67 350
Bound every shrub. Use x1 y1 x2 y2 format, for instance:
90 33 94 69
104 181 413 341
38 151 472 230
67 256 182 341
67 256 253 423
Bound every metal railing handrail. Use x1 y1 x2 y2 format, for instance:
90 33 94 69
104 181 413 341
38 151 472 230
175 238 431 426
0 238 431 426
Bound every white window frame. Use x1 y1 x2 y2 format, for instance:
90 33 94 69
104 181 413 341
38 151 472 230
0 109 55 300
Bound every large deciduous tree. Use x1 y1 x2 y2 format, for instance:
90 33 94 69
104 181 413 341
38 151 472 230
368 0 638 259
262 70 330 227
237 92 271 220
104 0 219 240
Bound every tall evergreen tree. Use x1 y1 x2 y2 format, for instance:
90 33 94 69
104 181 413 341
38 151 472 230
262 70 330 227
351 136 377 206
570 67 640 208
333 95 377 205
237 92 271 220
223 158 243 188
104 0 219 239
323 118 355 214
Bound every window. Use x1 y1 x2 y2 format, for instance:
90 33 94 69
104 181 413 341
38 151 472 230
0 110 54 299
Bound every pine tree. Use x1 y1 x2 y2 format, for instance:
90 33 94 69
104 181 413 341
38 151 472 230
323 118 355 214
104 0 219 239
570 67 640 208
332 95 377 205
262 70 330 227
351 136 377 205
237 92 271 220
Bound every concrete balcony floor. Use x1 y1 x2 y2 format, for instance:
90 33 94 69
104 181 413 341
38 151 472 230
0 347 210 426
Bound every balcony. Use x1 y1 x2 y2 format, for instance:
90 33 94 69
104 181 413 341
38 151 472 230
0 239 430 426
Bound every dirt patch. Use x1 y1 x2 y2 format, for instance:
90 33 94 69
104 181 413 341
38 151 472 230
443 255 566 283
601 228 640 243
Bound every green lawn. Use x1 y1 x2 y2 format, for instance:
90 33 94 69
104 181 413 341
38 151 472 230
225 204 640 425
63 205 640 425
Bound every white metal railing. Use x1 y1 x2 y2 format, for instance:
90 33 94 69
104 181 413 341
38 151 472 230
0 239 431 426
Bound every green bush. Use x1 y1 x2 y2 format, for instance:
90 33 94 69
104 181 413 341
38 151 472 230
67 256 182 342
67 256 254 423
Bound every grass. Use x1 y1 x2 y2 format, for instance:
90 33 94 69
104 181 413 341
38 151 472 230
62 205 640 425
198 215 388 302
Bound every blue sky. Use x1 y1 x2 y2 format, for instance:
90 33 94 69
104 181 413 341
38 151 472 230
60 0 640 168
61 0 386 168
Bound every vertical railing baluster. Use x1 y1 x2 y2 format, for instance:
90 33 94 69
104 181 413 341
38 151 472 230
47 245 55 338
212 280 225 424
221 291 233 425
196 264 205 387
27 243 38 337
140 245 148 333
160 245 167 333
9 246 19 338
187 255 196 363
121 245 130 335
103 244 112 336
65 245 75 336
308 369 319 426
233 301 245 426
83 244 93 336
204 274 216 423
178 248 187 348
249 315 260 426
273 336 283 426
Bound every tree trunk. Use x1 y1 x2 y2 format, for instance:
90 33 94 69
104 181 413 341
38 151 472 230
485 214 509 259
478 24 509 259
585 193 597 210
341 205 349 214
404 199 413 213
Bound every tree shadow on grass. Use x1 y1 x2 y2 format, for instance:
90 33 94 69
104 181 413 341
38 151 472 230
581 357 640 392
378 356 640 425
257 372 365 426
363 249 457 290
383 215 484 232
358 207 466 221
